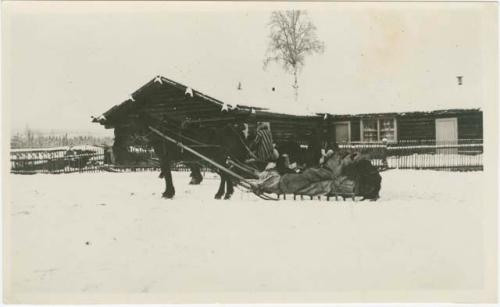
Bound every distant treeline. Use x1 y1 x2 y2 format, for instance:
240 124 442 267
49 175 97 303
11 128 114 149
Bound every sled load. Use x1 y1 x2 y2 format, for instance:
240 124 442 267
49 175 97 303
250 150 381 200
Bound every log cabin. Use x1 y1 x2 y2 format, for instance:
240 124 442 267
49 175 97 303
93 75 483 165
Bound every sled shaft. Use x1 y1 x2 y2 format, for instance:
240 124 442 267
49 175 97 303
149 126 255 188
227 160 259 179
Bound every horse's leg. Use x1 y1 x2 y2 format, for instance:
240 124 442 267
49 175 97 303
214 172 225 199
161 160 175 199
189 163 203 185
224 174 234 200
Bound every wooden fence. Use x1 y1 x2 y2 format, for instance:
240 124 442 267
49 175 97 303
10 139 483 174
10 146 106 174
9 146 207 174
338 139 483 171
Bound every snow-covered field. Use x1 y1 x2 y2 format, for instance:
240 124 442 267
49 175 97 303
4 170 491 303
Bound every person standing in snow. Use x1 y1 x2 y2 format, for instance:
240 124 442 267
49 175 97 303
251 122 277 163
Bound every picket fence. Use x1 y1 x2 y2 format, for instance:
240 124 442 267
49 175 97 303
10 139 483 174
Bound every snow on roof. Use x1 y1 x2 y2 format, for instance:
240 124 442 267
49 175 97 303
148 76 481 116
96 75 482 121
11 145 104 153
325 108 482 118
10 146 71 153
148 76 318 116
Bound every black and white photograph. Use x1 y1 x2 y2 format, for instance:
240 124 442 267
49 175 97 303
2 1 498 304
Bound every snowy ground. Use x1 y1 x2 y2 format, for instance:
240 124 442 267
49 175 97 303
4 170 492 303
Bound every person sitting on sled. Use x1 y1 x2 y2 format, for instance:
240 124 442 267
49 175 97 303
276 154 297 175
250 122 278 164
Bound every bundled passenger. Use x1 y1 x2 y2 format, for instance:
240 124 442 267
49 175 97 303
250 122 278 163
276 154 296 175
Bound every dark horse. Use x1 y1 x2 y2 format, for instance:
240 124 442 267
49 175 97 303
147 120 250 200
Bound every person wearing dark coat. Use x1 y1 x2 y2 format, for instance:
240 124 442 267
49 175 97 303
276 154 296 175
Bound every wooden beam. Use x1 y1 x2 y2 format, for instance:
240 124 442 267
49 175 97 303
182 116 245 126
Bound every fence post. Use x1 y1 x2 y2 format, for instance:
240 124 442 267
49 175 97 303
382 139 389 169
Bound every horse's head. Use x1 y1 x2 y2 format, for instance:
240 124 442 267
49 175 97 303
230 122 249 140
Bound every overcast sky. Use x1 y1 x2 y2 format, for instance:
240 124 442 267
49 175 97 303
2 1 496 135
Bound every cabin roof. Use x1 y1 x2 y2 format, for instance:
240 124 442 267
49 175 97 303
321 108 482 120
93 76 274 128
93 75 482 128
93 75 318 128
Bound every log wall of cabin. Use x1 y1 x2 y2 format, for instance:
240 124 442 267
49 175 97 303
397 116 436 141
112 126 134 164
254 114 322 145
397 111 483 141
457 112 483 139
350 119 361 142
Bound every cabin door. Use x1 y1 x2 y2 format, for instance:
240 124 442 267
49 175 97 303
334 122 351 144
435 117 458 154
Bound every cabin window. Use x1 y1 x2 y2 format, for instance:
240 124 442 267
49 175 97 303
361 118 397 142
379 118 396 141
361 119 378 142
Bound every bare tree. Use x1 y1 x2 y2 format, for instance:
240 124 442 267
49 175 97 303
264 10 325 101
